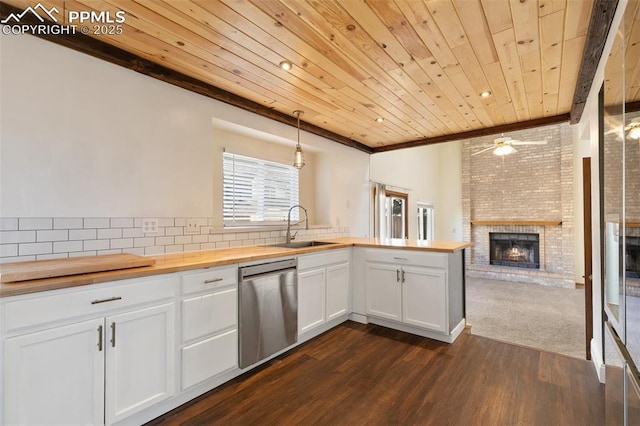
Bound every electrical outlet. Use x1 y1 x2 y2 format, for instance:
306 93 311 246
186 218 199 234
142 218 158 234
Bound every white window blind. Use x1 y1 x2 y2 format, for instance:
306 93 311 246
223 152 299 226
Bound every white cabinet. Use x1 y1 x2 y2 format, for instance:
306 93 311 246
298 267 326 334
326 263 350 320
180 265 238 390
2 275 177 426
402 266 447 333
363 248 464 341
4 318 105 426
297 250 350 336
105 303 175 424
365 262 402 321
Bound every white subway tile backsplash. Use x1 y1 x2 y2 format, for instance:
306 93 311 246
98 249 122 256
158 218 174 227
69 229 97 240
37 230 69 242
19 218 53 230
1 230 36 244
165 245 184 254
1 216 349 263
111 218 134 228
175 235 192 245
98 228 122 239
19 242 52 256
0 218 18 231
1 255 35 263
54 218 83 229
69 251 96 258
1 244 18 257
165 227 184 236
122 228 143 238
84 218 110 229
53 241 83 253
201 242 217 250
145 246 165 255
155 236 175 246
110 238 133 249
134 237 155 247
184 243 201 252
84 239 110 251
37 253 68 261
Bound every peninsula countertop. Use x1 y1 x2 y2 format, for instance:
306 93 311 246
0 237 471 298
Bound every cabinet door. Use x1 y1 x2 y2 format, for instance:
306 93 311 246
298 268 326 334
182 286 237 343
402 266 447 333
105 303 175 424
366 262 402 321
4 318 105 426
326 262 350 321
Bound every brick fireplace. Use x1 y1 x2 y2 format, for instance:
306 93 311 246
461 123 575 288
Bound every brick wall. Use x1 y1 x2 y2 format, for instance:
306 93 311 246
462 122 574 288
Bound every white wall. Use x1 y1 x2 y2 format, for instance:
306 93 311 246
0 34 370 236
370 141 463 241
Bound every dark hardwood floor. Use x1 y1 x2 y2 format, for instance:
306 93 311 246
148 322 604 425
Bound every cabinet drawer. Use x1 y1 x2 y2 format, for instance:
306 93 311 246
181 329 237 390
181 266 237 295
3 276 176 334
182 287 237 343
298 249 350 270
363 248 447 268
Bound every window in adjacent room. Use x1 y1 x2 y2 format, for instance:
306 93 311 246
417 201 434 241
223 152 299 226
385 190 408 239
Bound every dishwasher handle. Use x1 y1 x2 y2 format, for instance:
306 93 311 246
239 258 297 281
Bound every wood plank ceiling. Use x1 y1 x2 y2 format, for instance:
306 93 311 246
1 0 606 151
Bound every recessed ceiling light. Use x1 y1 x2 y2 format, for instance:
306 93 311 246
480 90 492 98
279 60 293 71
375 117 384 123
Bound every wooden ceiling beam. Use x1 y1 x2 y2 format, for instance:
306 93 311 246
570 0 620 124
0 1 374 154
372 113 570 153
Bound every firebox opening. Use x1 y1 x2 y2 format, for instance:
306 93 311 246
490 232 540 269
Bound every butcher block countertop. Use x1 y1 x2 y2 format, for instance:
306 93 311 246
0 237 471 298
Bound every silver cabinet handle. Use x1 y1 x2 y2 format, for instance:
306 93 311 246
393 257 408 261
91 296 122 305
97 325 103 352
204 278 224 284
110 322 116 348
401 270 406 283
396 269 400 282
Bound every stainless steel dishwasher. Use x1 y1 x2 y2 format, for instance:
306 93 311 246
238 258 298 368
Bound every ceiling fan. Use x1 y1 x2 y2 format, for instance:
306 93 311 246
472 135 548 157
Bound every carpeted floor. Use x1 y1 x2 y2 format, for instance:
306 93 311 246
465 277 586 359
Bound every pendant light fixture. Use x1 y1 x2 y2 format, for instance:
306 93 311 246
293 110 305 169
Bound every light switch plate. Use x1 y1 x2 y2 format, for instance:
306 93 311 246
142 218 158 234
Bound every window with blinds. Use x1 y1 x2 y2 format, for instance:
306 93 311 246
223 152 299 226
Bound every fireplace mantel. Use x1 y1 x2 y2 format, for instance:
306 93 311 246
470 220 562 226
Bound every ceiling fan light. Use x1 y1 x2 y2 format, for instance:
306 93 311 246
493 145 517 156
629 125 640 140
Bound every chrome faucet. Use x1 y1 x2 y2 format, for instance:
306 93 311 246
286 205 308 243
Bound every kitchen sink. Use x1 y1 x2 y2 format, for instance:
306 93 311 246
270 240 339 249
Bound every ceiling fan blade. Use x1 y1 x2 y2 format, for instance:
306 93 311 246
511 140 548 145
471 146 496 156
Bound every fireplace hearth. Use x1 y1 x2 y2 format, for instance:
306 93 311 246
490 232 540 269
